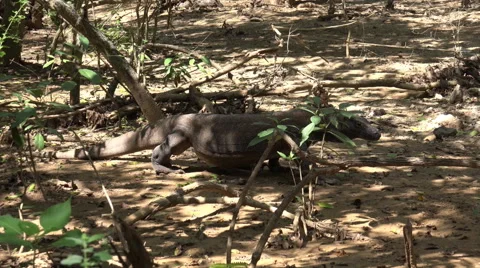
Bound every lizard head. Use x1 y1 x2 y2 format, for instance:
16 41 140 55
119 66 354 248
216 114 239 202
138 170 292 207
335 116 381 141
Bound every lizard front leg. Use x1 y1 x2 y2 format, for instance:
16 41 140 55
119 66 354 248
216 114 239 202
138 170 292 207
151 132 190 174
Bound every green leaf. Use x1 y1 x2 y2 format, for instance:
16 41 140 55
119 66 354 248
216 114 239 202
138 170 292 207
0 233 34 249
276 124 287 132
78 69 102 84
200 56 211 66
52 229 83 248
327 129 356 147
82 247 94 254
52 235 84 248
387 153 397 159
198 64 206 74
93 250 112 261
60 254 83 266
277 151 287 158
11 127 25 148
0 215 23 235
300 122 316 146
298 107 316 115
86 233 105 244
257 128 275 138
469 130 478 137
189 58 196 66
24 125 35 131
26 88 44 98
40 198 71 234
0 112 14 118
43 59 55 69
18 221 40 237
338 103 353 110
5 193 23 200
61 81 77 91
12 107 37 128
329 116 339 128
310 115 321 125
78 35 89 50
247 136 267 147
34 133 45 150
47 128 64 140
27 183 36 192
164 57 173 66
320 107 336 115
317 202 334 209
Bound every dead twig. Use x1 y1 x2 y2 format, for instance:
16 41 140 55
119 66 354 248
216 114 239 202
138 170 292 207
225 135 278 264
249 167 327 268
403 220 417 268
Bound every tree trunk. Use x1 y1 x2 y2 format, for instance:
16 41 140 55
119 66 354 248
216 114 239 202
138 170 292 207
64 0 83 105
461 0 471 8
385 0 394 10
327 0 335 15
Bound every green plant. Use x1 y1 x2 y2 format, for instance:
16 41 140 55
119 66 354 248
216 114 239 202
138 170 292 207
0 0 29 59
44 35 102 91
0 199 111 267
0 81 73 151
300 98 362 147
162 56 211 86
52 229 111 267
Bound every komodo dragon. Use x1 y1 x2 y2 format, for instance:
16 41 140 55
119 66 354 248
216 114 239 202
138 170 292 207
46 110 381 174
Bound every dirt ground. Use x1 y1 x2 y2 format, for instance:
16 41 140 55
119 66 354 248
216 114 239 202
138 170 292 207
1 0 480 267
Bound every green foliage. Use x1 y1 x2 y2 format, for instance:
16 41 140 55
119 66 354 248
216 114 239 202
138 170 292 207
78 69 102 85
162 55 212 87
0 199 111 267
0 79 73 152
0 0 30 60
277 150 298 162
247 120 287 147
0 199 71 249
300 97 362 147
317 202 334 209
52 230 111 267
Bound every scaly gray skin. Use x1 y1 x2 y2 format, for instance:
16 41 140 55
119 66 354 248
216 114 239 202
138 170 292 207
48 110 381 174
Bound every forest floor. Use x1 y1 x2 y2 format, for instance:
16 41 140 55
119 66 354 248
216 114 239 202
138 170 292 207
1 0 480 267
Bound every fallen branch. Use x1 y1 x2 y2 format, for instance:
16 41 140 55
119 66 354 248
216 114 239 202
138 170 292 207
318 79 458 92
109 87 286 120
